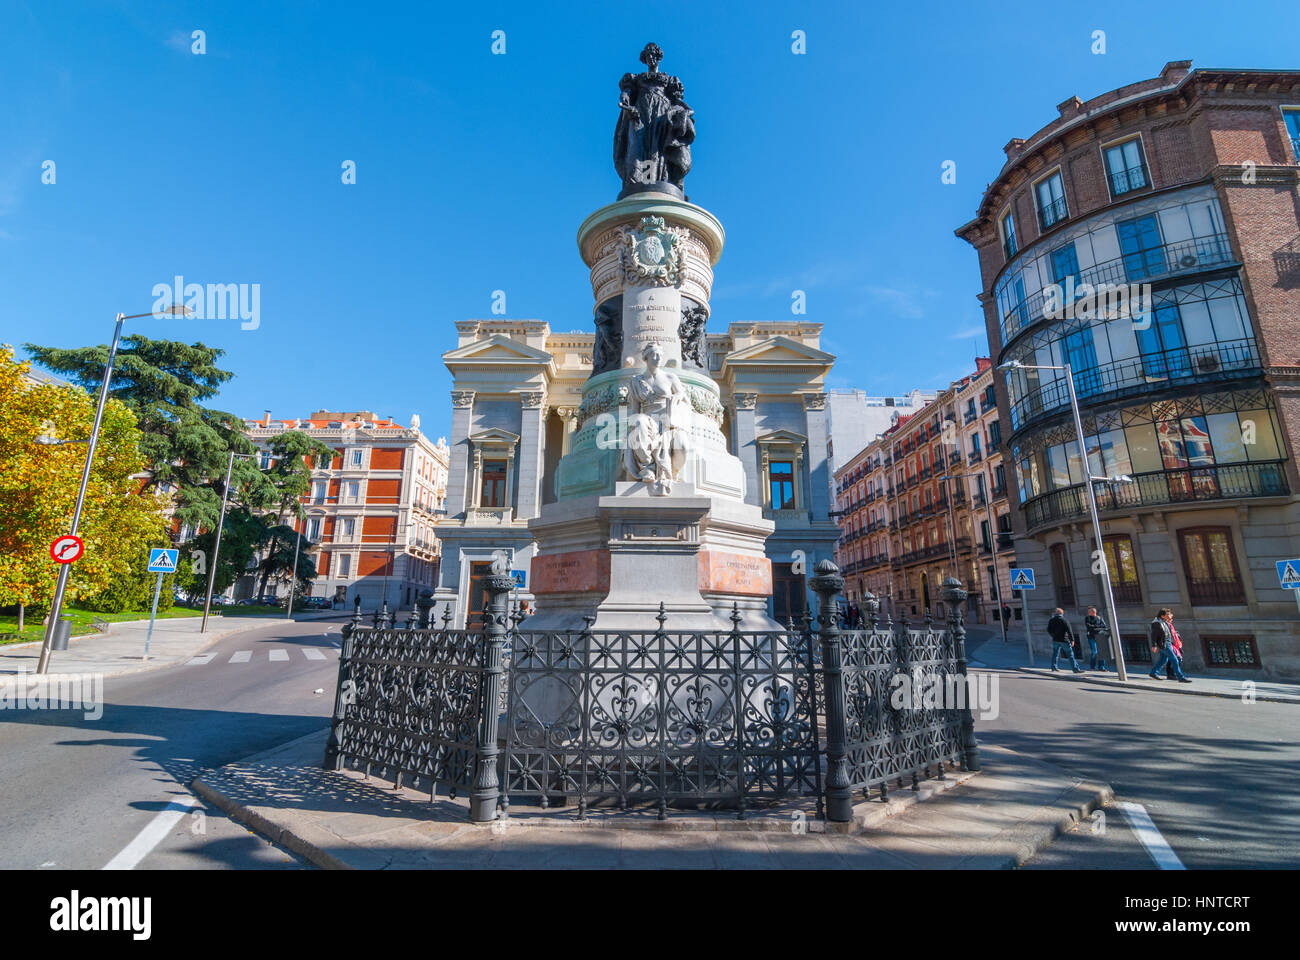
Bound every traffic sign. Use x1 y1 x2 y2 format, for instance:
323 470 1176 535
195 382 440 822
1277 559 1300 589
1010 567 1036 590
147 548 179 574
50 535 84 564
511 570 527 589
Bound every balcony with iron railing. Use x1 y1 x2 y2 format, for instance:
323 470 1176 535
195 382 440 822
1108 163 1149 198
1008 337 1262 433
1023 459 1289 531
968 449 984 465
999 232 1235 345
1038 196 1069 232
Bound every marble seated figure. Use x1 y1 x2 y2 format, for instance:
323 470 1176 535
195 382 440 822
623 342 690 494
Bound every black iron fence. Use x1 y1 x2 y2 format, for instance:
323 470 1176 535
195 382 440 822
324 560 980 823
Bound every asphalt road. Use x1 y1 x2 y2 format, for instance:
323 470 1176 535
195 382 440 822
964 648 1300 869
0 617 343 870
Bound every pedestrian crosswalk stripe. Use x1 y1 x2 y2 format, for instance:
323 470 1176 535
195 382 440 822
229 651 252 664
302 648 327 660
187 654 215 665
268 649 289 661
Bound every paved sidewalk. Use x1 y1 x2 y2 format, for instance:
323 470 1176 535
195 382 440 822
0 612 344 683
967 633 1300 704
193 728 1111 869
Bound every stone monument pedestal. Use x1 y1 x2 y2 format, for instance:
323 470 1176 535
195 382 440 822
526 481 777 630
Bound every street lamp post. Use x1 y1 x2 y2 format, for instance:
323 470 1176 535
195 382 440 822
201 450 255 632
998 359 1129 681
285 497 306 620
36 306 189 674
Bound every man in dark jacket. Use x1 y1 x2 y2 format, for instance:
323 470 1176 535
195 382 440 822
1084 606 1109 671
1048 607 1084 673
1148 608 1191 682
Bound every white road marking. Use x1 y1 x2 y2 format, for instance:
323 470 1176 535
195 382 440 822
102 795 198 870
268 649 289 662
187 654 215 665
302 648 327 661
1118 801 1185 870
229 651 251 664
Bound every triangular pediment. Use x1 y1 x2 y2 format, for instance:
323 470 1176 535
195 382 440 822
724 336 835 366
444 334 552 365
469 427 520 445
757 429 808 446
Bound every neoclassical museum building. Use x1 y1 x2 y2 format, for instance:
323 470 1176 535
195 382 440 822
432 318 839 626
957 61 1300 678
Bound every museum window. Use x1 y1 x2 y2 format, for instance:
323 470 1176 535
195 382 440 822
769 460 795 509
350 448 364 467
1178 527 1245 605
480 460 509 508
1099 534 1142 604
1001 208 1018 260
1050 542 1075 607
339 554 351 578
1035 170 1068 230
1104 137 1148 197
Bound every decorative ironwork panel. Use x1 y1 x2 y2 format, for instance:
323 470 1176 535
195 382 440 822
840 626 964 793
332 627 486 794
503 628 820 813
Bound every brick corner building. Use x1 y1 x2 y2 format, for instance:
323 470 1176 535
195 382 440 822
243 411 449 609
956 61 1300 678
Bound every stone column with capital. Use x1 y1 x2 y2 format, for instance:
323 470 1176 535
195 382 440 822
733 392 760 508
516 392 546 520
445 390 475 518
803 392 831 521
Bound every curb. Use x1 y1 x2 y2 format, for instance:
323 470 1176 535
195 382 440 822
0 617 296 686
190 734 1111 870
1015 666 1298 705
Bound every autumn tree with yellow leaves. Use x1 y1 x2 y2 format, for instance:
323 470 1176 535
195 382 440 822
0 347 167 619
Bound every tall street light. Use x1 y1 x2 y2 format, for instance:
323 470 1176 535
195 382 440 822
36 305 190 674
997 359 1129 681
285 495 307 620
201 450 256 631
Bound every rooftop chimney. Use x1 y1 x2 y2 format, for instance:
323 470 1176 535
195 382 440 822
263 409 272 426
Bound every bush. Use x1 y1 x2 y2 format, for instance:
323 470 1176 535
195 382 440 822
82 562 175 614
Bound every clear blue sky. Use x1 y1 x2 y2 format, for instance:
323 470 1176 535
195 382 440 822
2 1 1295 441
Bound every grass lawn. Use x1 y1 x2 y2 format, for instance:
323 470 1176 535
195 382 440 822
0 605 206 645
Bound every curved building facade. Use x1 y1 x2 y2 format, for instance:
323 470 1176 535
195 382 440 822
957 61 1300 678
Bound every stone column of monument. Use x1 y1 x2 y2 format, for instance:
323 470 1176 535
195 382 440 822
524 44 779 630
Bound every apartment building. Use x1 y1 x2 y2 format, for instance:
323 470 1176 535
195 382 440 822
834 359 1018 626
242 411 449 609
956 61 1300 677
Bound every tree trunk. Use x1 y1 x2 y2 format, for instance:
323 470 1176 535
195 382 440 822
17 603 24 632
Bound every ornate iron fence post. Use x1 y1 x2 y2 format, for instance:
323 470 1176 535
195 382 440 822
941 576 981 772
324 615 358 770
416 590 435 628
809 559 852 823
470 556 514 822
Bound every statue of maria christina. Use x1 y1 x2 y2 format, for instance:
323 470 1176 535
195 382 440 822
613 43 695 198
624 343 690 494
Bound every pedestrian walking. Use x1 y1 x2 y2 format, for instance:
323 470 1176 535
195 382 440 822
1083 606 1109 670
1148 608 1192 683
1047 607 1084 673
1001 603 1011 627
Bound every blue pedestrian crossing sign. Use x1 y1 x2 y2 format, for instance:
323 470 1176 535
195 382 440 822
147 548 179 574
1009 567 1036 590
1276 559 1300 589
511 569 527 589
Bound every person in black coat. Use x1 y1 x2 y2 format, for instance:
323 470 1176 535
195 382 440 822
1083 606 1109 670
1048 607 1084 673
